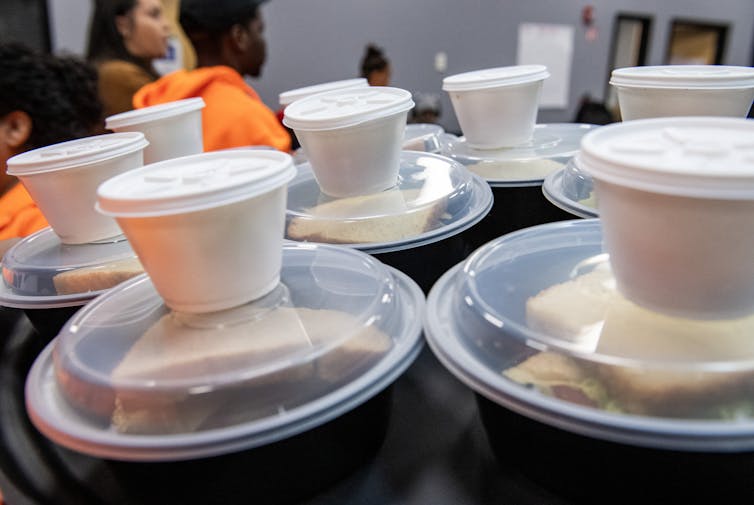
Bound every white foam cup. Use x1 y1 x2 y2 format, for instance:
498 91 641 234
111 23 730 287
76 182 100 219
106 98 205 165
6 132 148 244
283 87 414 197
576 117 754 319
610 65 754 121
442 65 550 149
96 150 296 313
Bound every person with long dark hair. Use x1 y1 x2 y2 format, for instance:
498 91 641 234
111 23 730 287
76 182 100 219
87 0 170 117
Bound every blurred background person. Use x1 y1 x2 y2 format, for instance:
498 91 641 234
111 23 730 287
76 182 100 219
0 43 104 255
360 43 391 86
134 0 291 152
410 92 442 124
87 0 170 117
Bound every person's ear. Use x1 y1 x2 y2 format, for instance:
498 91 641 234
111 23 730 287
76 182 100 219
115 14 131 39
0 111 32 151
228 23 249 52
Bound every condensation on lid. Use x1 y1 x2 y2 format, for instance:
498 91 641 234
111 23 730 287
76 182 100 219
105 98 205 129
7 133 148 175
442 65 550 92
610 65 754 89
282 87 414 131
279 78 368 107
578 117 754 198
97 150 296 217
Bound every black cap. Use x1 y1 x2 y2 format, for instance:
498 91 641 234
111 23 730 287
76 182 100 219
180 0 267 34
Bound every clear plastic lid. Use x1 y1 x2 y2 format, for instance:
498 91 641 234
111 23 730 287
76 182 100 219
542 158 599 219
26 242 425 461
278 78 369 107
442 65 550 92
105 98 205 129
97 150 296 217
610 65 754 89
577 117 754 199
439 124 598 187
425 219 754 451
402 123 445 153
282 87 414 131
285 151 493 254
0 228 141 308
7 133 149 175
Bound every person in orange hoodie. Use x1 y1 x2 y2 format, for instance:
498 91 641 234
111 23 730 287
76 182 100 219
0 43 104 256
133 0 291 153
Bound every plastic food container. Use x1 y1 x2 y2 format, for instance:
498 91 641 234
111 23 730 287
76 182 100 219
26 242 424 504
443 65 550 149
285 150 492 292
97 150 296 313
106 98 205 165
283 87 415 197
542 157 599 219
6 133 148 244
424 219 754 504
0 228 141 340
439 123 597 248
278 78 369 107
576 117 754 319
610 65 754 120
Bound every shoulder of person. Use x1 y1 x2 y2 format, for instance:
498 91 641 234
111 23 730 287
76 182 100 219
98 60 152 81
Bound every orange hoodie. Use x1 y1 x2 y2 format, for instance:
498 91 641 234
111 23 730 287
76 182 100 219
133 66 291 153
0 183 48 240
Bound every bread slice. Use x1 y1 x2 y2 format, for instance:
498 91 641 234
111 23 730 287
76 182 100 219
107 307 392 434
53 257 144 295
287 189 446 244
520 267 754 416
469 158 563 180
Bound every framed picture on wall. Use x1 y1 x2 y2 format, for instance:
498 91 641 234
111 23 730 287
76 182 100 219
605 14 652 115
665 19 728 65
0 0 51 52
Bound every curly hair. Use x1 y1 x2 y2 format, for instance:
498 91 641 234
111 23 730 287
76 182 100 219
0 43 104 150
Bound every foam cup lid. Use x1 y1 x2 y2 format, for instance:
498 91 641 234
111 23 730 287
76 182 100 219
285 151 492 253
610 65 754 89
105 98 206 130
97 150 296 217
283 87 414 131
576 117 754 199
424 219 754 451
25 242 425 460
442 65 550 92
0 228 141 308
7 133 148 175
279 78 368 107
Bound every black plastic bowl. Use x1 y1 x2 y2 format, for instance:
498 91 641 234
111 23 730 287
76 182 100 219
372 231 474 294
22 305 83 344
104 387 393 505
466 185 574 251
476 394 754 505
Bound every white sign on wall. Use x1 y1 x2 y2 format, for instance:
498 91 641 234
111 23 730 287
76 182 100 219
517 23 574 109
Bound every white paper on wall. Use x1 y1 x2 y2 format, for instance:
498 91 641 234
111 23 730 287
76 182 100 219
516 23 574 109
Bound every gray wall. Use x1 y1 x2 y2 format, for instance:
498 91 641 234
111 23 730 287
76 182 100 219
48 0 754 132
256 0 754 132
